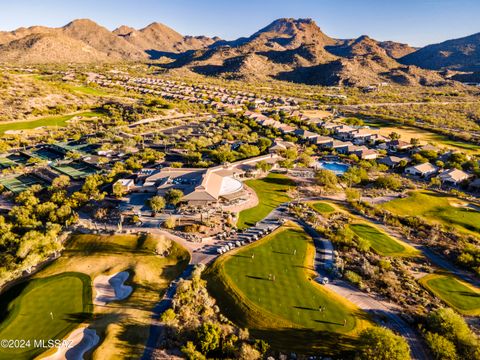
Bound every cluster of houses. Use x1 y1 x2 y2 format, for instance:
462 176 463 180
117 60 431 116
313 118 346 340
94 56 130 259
90 75 298 112
245 110 478 188
245 110 384 160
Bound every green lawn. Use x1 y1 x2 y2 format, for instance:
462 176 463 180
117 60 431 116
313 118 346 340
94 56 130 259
206 224 370 353
237 173 295 229
0 272 92 360
380 191 480 238
420 274 480 316
64 85 110 96
309 201 336 214
349 223 418 257
0 111 101 135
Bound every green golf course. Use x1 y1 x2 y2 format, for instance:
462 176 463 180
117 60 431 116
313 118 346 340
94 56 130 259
349 223 419 257
206 223 370 354
237 173 295 229
0 111 101 135
0 233 189 360
0 272 92 360
380 190 480 238
309 201 336 214
420 274 480 316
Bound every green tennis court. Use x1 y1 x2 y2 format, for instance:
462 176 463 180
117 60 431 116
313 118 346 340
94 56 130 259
51 162 99 180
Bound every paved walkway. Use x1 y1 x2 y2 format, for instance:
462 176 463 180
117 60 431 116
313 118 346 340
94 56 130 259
297 221 429 360
142 265 194 360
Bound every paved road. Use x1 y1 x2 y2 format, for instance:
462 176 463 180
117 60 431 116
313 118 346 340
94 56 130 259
80 199 433 359
142 265 194 360
298 221 429 360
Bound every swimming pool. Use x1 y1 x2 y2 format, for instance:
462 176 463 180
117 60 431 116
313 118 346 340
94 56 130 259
315 161 349 175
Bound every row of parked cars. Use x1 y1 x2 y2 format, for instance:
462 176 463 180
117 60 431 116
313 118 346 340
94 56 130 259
216 224 278 255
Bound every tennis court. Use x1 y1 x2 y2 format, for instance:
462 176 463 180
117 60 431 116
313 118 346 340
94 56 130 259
0 174 46 193
32 147 65 162
0 153 32 169
0 157 17 169
52 161 99 180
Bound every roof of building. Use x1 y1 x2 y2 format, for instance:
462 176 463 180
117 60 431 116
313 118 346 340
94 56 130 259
439 168 470 182
406 162 438 173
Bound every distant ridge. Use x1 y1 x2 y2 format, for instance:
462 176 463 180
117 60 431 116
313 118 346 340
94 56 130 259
0 17 476 86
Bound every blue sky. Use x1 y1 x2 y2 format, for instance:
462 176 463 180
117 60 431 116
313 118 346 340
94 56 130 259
0 0 478 46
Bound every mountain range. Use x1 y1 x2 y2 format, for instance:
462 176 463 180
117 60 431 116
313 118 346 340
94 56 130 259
0 18 479 86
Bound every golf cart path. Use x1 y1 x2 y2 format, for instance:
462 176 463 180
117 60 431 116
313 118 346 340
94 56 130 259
147 202 429 359
304 195 480 289
299 221 429 360
351 210 480 289
142 264 194 360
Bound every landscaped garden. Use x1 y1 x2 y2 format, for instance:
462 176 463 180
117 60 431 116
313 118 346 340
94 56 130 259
206 223 370 354
237 173 295 229
380 190 480 238
420 273 480 316
349 223 419 257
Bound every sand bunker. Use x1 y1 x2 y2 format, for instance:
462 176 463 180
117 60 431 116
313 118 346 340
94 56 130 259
42 326 99 360
93 271 132 305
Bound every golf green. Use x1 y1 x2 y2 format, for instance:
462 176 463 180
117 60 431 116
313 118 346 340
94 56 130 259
237 173 294 229
380 191 480 238
349 223 417 257
206 224 369 353
309 201 336 214
0 272 92 360
420 274 480 316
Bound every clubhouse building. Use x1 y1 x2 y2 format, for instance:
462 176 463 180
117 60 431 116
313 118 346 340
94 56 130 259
118 154 280 206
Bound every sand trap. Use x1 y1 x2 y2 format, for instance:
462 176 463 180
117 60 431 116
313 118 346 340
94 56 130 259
42 326 99 360
93 271 132 305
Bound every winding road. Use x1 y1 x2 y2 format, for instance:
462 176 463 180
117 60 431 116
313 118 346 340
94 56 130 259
97 198 438 359
299 220 429 360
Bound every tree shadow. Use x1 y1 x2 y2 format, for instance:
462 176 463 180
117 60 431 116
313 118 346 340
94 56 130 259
64 311 94 323
452 291 480 298
261 176 295 186
293 305 318 311
231 254 252 259
0 281 29 322
245 275 270 281
251 327 358 356
272 250 293 255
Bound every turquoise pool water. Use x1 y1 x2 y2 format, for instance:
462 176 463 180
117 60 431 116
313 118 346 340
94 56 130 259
316 161 349 175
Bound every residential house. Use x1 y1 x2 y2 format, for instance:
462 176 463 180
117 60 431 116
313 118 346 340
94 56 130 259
114 179 136 192
335 125 356 140
378 156 410 168
388 140 413 153
313 136 334 146
294 129 319 141
269 139 296 153
332 141 353 154
405 162 438 177
351 128 374 145
438 169 471 186
354 148 379 160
